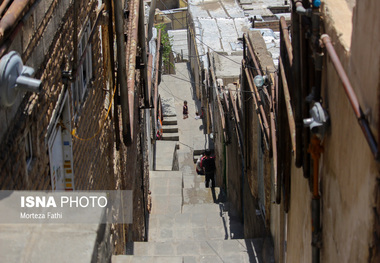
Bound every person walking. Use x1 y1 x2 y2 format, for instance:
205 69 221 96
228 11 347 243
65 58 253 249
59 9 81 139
201 149 216 188
183 100 188 119
196 152 205 175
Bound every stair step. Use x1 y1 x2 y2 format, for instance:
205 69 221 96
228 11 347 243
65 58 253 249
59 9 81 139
193 149 204 156
112 239 265 262
162 116 178 125
183 187 226 205
162 125 178 133
161 133 179 141
155 141 178 171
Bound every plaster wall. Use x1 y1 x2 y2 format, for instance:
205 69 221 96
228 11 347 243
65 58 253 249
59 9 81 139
285 162 312 263
283 0 379 262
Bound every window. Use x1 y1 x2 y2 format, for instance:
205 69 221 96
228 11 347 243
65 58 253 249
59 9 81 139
72 20 93 113
25 130 33 168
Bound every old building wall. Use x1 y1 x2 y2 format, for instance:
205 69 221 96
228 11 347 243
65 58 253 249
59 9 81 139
0 0 117 193
284 162 312 263
225 125 242 217
281 0 380 262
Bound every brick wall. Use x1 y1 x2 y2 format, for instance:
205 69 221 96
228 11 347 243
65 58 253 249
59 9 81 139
0 0 119 192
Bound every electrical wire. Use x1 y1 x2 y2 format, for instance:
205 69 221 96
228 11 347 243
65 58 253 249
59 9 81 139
70 83 117 141
147 63 258 94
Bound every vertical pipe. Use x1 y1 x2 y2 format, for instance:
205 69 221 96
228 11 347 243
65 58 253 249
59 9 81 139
105 0 120 150
292 0 303 167
114 0 131 146
299 9 310 179
126 0 140 141
309 135 322 263
147 0 157 42
138 0 149 106
73 0 78 82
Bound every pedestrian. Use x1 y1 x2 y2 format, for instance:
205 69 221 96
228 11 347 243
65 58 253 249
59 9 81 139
201 149 216 188
194 111 201 120
196 152 205 175
183 100 188 119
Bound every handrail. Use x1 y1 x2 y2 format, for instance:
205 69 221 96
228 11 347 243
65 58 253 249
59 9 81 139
321 34 379 160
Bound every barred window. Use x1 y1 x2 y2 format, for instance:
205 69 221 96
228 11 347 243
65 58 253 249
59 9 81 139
72 20 93 113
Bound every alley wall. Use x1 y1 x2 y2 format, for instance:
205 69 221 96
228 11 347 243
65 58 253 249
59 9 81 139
280 0 380 262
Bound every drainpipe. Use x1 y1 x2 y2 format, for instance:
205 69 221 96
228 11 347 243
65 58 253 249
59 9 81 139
114 0 132 146
147 0 157 42
138 0 149 107
105 0 121 150
308 135 323 263
73 0 78 85
292 0 303 167
126 0 140 142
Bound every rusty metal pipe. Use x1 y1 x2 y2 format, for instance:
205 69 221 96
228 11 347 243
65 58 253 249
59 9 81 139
244 34 263 76
154 30 161 124
321 34 379 159
308 135 323 263
0 0 33 44
246 67 270 141
114 0 131 145
126 0 141 142
244 66 270 145
279 57 296 154
280 16 293 66
0 0 12 18
271 111 279 203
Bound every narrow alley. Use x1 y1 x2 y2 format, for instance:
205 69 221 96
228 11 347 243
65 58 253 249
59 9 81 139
113 63 274 262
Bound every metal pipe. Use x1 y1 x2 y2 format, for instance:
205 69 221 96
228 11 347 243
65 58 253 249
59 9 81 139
105 0 120 150
154 30 161 126
280 16 292 66
246 67 271 142
292 1 303 167
114 0 131 145
147 0 157 42
308 135 322 263
138 0 149 107
126 0 141 142
0 0 33 44
321 34 379 160
0 0 12 19
244 34 263 76
279 57 296 153
244 65 270 146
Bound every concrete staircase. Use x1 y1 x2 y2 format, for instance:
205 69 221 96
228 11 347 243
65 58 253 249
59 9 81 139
161 117 179 141
113 170 266 263
113 63 271 262
161 98 179 141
